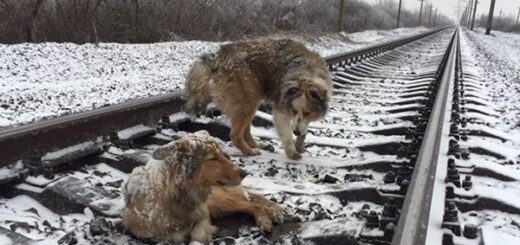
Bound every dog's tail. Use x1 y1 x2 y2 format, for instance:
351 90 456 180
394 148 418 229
183 55 214 116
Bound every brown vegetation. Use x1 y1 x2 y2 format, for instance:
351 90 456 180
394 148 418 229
0 0 449 44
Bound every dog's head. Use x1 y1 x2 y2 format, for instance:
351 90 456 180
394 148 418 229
153 130 247 188
280 76 332 136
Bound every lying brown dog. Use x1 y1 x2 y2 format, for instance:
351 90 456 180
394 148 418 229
121 131 285 243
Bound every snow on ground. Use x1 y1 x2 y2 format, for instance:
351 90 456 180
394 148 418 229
0 27 428 128
456 28 520 241
304 27 429 57
461 29 520 154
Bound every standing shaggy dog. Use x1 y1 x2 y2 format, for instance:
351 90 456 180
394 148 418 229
121 131 285 243
184 39 332 160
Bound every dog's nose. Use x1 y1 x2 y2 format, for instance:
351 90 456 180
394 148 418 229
293 130 301 136
239 169 249 179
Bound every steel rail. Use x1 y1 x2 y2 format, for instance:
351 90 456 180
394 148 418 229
391 29 459 245
324 27 449 68
0 28 449 168
0 92 184 167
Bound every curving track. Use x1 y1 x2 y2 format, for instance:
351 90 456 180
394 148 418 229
1 28 519 245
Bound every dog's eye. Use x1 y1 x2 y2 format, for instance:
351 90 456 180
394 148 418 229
287 87 299 96
303 111 310 117
309 90 321 101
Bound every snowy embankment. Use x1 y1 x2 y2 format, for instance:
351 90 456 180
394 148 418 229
457 28 520 241
0 27 428 127
462 29 520 148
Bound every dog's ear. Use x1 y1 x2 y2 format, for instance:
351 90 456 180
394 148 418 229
153 141 178 160
153 131 212 160
307 86 324 103
281 86 302 109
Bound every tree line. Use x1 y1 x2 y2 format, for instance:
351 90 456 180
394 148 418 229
0 0 450 44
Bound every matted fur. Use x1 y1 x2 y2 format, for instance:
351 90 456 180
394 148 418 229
121 131 285 243
122 131 223 243
184 39 332 160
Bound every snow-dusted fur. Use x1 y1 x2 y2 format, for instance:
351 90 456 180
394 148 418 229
183 39 332 160
121 130 285 243
121 131 240 243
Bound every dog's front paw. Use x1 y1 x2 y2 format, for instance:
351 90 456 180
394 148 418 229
256 215 273 233
190 220 216 244
245 148 261 156
267 207 286 224
286 150 301 160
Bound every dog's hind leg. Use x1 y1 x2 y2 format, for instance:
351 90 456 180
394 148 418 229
229 109 261 156
244 121 267 150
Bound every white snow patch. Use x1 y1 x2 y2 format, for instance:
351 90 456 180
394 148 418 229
481 227 520 245
0 234 12 245
0 27 428 127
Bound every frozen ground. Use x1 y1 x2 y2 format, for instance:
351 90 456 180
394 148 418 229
0 29 451 244
461 29 520 156
0 27 428 128
447 28 520 243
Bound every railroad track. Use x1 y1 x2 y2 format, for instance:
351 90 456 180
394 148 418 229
1 27 519 245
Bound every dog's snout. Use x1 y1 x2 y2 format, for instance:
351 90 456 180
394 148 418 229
239 169 249 179
293 130 301 136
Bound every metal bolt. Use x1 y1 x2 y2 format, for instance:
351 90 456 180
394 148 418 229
448 159 456 169
366 210 379 228
443 202 458 223
384 223 395 241
461 149 470 160
452 103 459 111
450 124 459 134
384 171 396 184
42 167 55 179
461 118 468 127
446 186 455 199
447 168 461 187
160 114 171 129
408 154 417 166
461 132 468 141
462 175 472 190
400 179 410 194
382 198 397 217
448 141 460 155
109 131 119 143
463 223 478 239
453 152 461 159
442 233 454 245
27 154 42 169
405 128 415 139
451 112 460 121
397 144 408 158
396 167 410 185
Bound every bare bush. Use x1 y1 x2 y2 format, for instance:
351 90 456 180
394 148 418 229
0 0 449 43
474 13 520 33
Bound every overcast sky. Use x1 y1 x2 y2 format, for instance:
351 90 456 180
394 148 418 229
370 0 520 20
